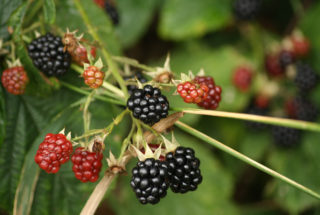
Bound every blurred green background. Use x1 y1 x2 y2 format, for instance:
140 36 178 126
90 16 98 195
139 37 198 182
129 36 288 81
1 0 320 214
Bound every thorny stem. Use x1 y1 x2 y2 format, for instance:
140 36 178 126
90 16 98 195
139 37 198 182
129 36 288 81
72 0 129 97
71 64 125 98
175 121 320 200
112 56 156 72
173 108 320 132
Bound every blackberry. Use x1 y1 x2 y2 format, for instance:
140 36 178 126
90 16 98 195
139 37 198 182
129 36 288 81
279 50 295 68
293 97 319 122
28 33 71 76
233 0 261 20
130 158 169 204
166 146 202 193
127 85 169 125
105 0 119 25
295 63 318 92
246 105 269 130
124 72 148 95
272 126 301 147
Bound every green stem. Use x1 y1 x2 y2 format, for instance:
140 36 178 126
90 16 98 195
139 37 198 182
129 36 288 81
71 64 125 98
175 121 320 200
72 0 128 97
119 123 136 158
83 90 95 144
103 109 129 135
112 56 156 72
60 81 125 106
172 107 320 132
72 129 105 142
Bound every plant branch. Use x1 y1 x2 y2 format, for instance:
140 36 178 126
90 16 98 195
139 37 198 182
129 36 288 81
112 56 156 72
72 0 128 97
175 121 320 200
172 107 320 132
83 90 95 144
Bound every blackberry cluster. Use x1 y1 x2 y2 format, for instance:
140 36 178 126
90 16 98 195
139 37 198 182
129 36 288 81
293 97 319 122
28 33 71 76
166 146 202 193
295 63 319 92
130 158 169 204
124 72 148 95
279 50 295 69
272 126 301 147
233 0 261 20
105 0 119 25
127 85 169 125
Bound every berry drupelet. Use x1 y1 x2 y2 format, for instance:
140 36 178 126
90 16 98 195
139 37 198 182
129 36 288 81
127 85 169 125
71 147 103 182
28 33 71 76
1 66 28 95
194 76 222 110
35 133 73 174
166 146 202 193
272 126 301 147
233 0 261 20
124 72 148 95
295 63 318 93
130 158 169 204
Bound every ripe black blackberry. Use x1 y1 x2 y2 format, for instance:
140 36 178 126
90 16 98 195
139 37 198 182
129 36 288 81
233 0 261 20
166 146 202 193
105 0 119 25
295 63 319 93
246 105 269 130
124 72 148 95
130 158 169 204
28 33 71 76
272 126 301 147
279 50 295 68
293 97 319 122
127 85 169 125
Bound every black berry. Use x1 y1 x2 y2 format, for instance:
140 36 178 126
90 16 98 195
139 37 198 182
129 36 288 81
279 50 295 68
246 104 269 130
124 72 148 95
130 158 169 204
272 126 301 147
127 85 169 125
233 0 261 21
28 33 71 76
295 63 318 93
105 1 119 25
293 97 319 122
166 146 202 193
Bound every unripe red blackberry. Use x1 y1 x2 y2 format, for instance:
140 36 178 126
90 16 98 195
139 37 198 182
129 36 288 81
291 36 310 58
272 126 301 148
265 53 284 77
233 0 261 20
124 72 148 95
1 66 28 95
165 146 202 193
28 33 71 76
35 133 73 174
71 147 103 182
294 63 318 93
177 81 209 103
127 85 169 125
73 45 97 66
232 66 253 91
130 158 169 204
83 66 105 88
194 76 222 110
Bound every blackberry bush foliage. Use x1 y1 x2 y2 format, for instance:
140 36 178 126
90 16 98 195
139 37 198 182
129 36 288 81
2 1 320 215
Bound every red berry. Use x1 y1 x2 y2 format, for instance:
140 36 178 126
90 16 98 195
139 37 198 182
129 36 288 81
291 36 310 58
177 81 209 104
73 45 97 66
93 0 105 8
83 66 105 88
265 53 284 77
71 147 103 182
194 76 222 110
1 66 28 95
232 66 253 91
35 133 73 174
254 94 269 109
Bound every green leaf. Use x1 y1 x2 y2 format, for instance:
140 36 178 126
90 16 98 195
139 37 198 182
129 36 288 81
110 130 239 215
159 0 232 40
43 0 56 24
0 0 23 39
55 0 121 55
116 0 159 48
